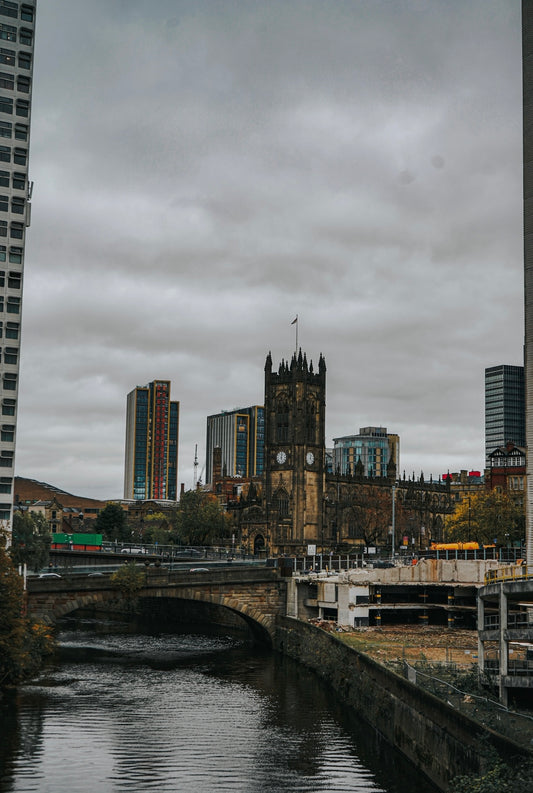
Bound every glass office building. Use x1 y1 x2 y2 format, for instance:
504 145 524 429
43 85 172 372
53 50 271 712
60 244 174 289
124 380 179 500
332 427 399 478
485 365 525 463
206 406 264 484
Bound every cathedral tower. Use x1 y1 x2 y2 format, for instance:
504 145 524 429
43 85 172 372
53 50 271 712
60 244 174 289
263 350 326 554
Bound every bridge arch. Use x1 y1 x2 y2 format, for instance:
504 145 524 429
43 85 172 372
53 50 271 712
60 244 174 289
27 569 285 646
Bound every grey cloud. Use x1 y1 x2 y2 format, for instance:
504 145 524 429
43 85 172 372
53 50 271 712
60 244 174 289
14 0 523 497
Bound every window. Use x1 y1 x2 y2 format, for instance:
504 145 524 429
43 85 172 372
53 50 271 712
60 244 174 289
2 372 15 389
4 347 17 364
2 397 15 414
0 3 18 21
0 220 6 237
274 489 289 517
0 71 13 89
16 75 30 93
15 99 28 117
8 245 21 262
1 423 13 440
0 47 14 66
0 144 9 161
19 27 32 45
0 169 7 186
0 95 12 113
0 193 7 211
0 477 11 493
11 196 23 213
9 221 22 238
0 297 3 311
13 146 26 164
0 245 5 261
0 269 4 285
0 450 14 467
6 295 19 312
0 120 10 136
8 271 20 288
5 321 18 338
14 123 26 140
12 172 23 190
17 50 30 69
20 5 34 23
0 23 15 40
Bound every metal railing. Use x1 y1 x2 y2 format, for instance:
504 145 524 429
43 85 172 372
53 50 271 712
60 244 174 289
484 563 533 585
483 612 533 630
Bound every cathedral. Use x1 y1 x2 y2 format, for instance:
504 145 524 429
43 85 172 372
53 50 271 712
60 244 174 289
228 350 454 557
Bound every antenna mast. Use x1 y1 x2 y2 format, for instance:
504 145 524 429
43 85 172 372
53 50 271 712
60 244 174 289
193 444 198 489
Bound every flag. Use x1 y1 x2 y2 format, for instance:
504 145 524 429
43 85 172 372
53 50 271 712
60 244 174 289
291 316 298 325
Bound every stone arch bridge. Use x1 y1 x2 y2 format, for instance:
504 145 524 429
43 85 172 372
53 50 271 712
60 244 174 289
26 566 287 643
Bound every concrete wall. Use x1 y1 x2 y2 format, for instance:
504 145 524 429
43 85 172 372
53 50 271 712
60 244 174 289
274 616 528 791
352 558 500 585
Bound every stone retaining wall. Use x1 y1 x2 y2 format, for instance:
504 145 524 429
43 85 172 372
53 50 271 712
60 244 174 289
274 616 529 791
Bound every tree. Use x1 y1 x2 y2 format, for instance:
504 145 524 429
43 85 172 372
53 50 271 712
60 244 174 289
0 535 54 686
134 512 172 545
94 503 129 541
10 511 51 572
171 490 231 546
444 491 524 546
345 485 404 549
110 561 146 606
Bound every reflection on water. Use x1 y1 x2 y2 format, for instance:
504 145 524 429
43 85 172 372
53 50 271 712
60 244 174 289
0 618 438 793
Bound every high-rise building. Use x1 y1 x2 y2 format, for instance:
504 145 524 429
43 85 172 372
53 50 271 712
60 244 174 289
205 406 264 485
524 0 533 565
123 380 179 501
332 427 399 478
0 1 36 535
484 365 525 463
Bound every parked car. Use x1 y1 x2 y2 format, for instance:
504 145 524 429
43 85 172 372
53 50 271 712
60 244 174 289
121 548 147 555
38 572 62 579
189 567 209 573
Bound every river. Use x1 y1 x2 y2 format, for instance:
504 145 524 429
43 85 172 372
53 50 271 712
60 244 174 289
0 616 439 793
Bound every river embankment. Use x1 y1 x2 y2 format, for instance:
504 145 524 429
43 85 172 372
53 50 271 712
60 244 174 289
274 616 531 792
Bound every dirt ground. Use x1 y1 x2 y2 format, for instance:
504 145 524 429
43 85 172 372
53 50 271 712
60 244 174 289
326 624 533 751
337 625 479 666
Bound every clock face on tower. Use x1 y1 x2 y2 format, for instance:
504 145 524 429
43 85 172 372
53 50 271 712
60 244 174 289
306 451 315 465
276 450 287 464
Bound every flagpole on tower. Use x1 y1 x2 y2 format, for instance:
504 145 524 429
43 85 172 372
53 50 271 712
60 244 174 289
291 315 298 353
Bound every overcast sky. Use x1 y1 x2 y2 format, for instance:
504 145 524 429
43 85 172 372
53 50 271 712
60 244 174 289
14 0 523 499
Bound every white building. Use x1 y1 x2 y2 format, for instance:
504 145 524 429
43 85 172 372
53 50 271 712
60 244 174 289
0 1 36 537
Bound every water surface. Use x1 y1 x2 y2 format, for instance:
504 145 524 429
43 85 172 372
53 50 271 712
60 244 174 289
0 620 438 793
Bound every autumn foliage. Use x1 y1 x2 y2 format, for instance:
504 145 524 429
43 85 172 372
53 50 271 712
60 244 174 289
0 537 54 687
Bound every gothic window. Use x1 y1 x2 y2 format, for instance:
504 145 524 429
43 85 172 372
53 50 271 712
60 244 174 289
273 488 289 517
276 400 289 442
305 399 316 444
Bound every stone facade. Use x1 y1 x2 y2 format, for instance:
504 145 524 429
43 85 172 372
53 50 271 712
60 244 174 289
232 351 454 556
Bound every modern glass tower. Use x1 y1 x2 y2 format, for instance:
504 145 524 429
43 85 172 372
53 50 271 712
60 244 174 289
484 365 525 463
124 380 179 501
205 406 264 485
0 1 36 535
332 427 399 478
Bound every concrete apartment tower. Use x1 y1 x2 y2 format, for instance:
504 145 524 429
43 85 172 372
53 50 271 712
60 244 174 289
0 1 36 537
524 1 533 565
